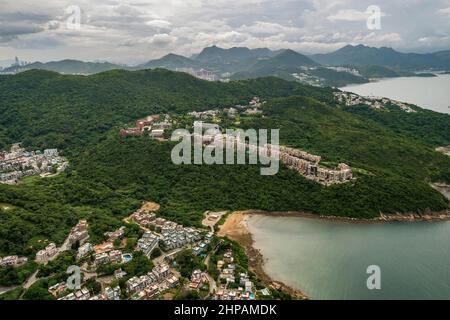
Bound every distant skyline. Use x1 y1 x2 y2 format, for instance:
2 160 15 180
1 0 450 65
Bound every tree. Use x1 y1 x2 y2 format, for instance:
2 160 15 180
174 250 205 278
85 278 102 294
150 247 162 259
113 238 121 248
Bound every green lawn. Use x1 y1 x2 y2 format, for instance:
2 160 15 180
19 175 42 186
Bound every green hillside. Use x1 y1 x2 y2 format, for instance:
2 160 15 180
0 69 449 258
0 68 329 153
141 54 202 69
232 50 318 80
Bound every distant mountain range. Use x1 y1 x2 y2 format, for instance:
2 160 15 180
141 53 202 70
193 45 276 64
141 46 286 75
2 44 450 86
310 44 450 71
2 59 127 75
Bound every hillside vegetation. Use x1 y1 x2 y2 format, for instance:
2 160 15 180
0 69 449 258
0 68 330 153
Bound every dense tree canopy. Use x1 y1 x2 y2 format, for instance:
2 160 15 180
0 69 449 258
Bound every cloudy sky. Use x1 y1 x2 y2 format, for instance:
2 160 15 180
1 0 450 65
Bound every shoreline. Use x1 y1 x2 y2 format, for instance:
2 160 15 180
237 208 450 224
218 211 309 300
217 209 450 300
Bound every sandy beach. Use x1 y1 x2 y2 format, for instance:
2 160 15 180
217 208 450 300
218 211 309 299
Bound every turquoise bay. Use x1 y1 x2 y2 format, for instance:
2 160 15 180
247 215 450 299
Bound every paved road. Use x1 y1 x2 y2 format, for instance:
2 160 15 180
18 269 40 299
23 270 39 290
204 253 217 295
0 285 18 295
153 247 183 264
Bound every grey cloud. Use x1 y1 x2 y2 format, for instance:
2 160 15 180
0 24 44 39
0 12 53 23
0 0 449 62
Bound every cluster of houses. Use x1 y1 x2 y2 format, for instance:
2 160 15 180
119 114 172 139
92 245 131 267
137 232 159 257
77 243 93 260
35 210 214 301
189 122 354 186
326 66 362 76
175 68 218 81
192 232 213 256
187 97 264 122
241 96 264 115
130 209 204 252
0 255 28 268
48 282 69 297
94 249 123 266
67 220 89 247
0 143 68 184
334 91 416 113
159 222 202 251
51 281 122 300
188 109 220 120
188 108 239 121
27 204 273 301
49 282 84 300
126 263 179 300
217 250 236 284
35 220 89 264
291 66 327 87
214 250 255 300
293 66 363 87
189 269 209 290
215 287 255 300
85 225 130 265
104 226 125 242
104 286 121 300
130 210 157 228
292 72 323 86
275 145 354 186
35 243 58 264
231 96 264 112
58 287 91 300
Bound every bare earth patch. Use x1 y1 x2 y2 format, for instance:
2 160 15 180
141 201 161 212
202 210 227 231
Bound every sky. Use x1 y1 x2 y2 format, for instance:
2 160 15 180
1 0 450 65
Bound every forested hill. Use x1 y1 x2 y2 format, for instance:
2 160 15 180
0 69 449 257
0 69 332 153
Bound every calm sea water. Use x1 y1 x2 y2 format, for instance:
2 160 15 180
247 215 450 299
342 74 450 114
